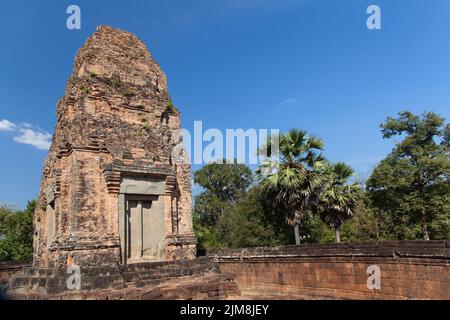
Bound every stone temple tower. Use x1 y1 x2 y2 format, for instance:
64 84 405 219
34 26 196 267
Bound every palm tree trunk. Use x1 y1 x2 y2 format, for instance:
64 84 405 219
294 224 301 245
335 228 341 243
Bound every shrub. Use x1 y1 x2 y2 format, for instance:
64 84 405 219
123 89 135 98
111 73 121 87
79 85 90 95
166 101 175 112
142 123 151 131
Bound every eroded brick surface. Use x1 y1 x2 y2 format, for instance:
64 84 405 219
2 257 239 300
212 241 450 300
34 26 196 268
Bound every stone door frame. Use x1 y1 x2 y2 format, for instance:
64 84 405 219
123 195 159 264
118 176 167 265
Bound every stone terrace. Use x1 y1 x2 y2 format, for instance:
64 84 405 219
3 257 239 300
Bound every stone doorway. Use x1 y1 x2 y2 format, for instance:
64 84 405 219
124 195 166 264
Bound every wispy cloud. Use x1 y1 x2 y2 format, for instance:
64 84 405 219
0 119 51 150
0 119 16 132
13 128 52 150
281 98 296 105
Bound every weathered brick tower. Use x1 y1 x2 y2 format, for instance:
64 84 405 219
33 26 196 268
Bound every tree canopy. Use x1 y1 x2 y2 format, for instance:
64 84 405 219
257 129 326 244
193 160 253 204
367 111 450 240
1 111 448 262
315 163 362 243
0 200 35 262
193 161 290 253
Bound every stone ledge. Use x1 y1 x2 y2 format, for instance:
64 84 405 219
2 257 223 299
6 273 240 300
214 241 450 300
208 241 450 261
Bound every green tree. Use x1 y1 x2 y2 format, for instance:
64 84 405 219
193 161 254 252
367 111 450 240
194 161 253 204
193 161 253 226
215 187 291 248
193 191 229 227
339 198 384 242
258 129 325 245
299 212 335 244
315 163 362 243
0 200 35 262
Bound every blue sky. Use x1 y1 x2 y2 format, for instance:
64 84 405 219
0 0 449 209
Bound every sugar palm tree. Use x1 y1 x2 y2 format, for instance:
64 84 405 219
257 129 325 245
316 162 361 243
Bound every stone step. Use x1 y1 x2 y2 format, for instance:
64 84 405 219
5 257 219 297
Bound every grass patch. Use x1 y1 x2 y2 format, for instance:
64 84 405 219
80 85 91 95
141 123 151 131
123 89 135 98
166 100 175 112
111 73 121 87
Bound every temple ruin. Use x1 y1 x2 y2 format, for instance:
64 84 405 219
33 26 196 268
1 26 449 301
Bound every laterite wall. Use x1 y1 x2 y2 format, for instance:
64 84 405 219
210 241 450 300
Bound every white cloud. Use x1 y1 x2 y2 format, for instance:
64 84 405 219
13 128 52 150
0 119 52 150
281 98 296 105
0 119 16 131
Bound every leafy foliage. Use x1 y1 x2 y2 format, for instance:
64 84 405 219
367 111 450 240
193 161 290 253
215 187 291 248
111 73 121 87
0 201 35 262
166 101 176 112
257 129 326 244
193 191 230 227
195 112 448 248
1 111 447 262
123 89 135 97
315 163 362 242
194 161 253 204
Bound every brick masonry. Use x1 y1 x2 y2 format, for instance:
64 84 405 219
34 26 196 268
210 241 450 300
2 257 240 300
0 261 32 293
2 27 448 301
2 241 449 300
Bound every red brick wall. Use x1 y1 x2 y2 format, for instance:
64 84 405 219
211 241 450 300
0 261 31 290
